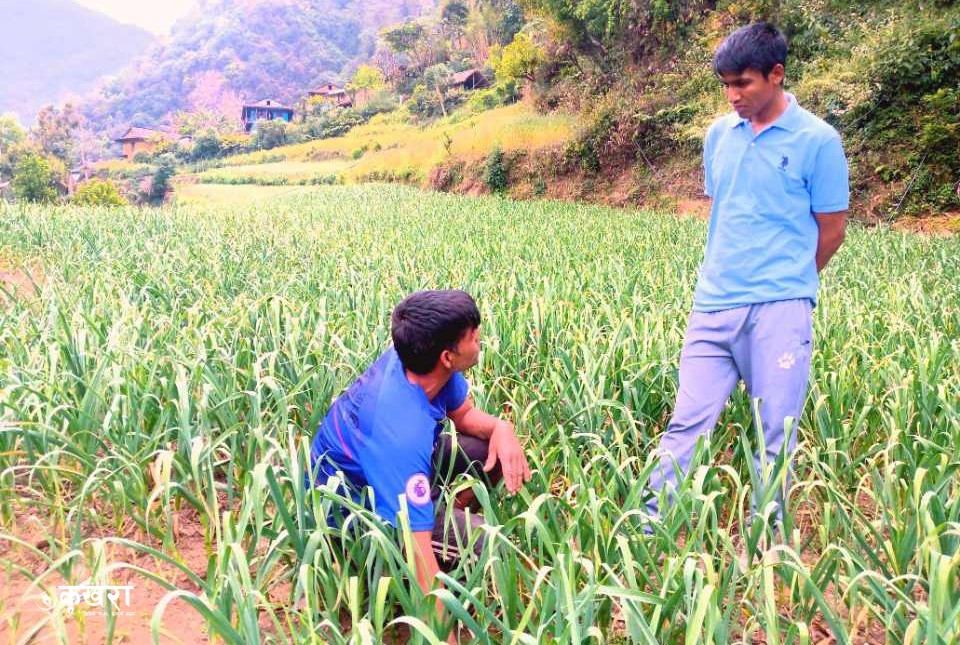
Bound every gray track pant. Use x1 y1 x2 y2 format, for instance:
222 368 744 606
647 298 814 519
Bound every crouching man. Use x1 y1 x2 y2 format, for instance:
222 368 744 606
308 290 531 638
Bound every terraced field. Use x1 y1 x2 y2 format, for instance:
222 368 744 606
192 103 576 188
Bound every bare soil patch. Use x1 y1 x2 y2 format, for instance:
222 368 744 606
1 504 211 644
0 259 43 304
891 213 960 236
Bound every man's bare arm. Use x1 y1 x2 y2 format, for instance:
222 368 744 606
814 211 847 272
447 398 532 494
410 530 457 644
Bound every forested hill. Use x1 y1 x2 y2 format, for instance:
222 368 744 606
0 0 153 124
82 0 437 134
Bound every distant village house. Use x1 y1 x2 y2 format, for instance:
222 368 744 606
67 163 97 196
447 69 489 91
308 84 354 109
115 127 188 161
242 99 295 132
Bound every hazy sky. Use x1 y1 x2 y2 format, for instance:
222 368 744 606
72 0 198 35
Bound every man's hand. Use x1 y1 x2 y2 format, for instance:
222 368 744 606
484 420 532 494
814 211 846 272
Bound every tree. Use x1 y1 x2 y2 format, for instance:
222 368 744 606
253 120 288 150
423 63 454 118
380 20 442 72
184 70 244 133
350 65 387 92
32 104 82 163
381 21 426 54
72 179 127 206
490 31 545 82
348 65 388 107
441 0 470 45
72 125 107 166
474 0 524 46
518 0 703 70
12 152 58 203
191 130 223 161
0 114 26 159
145 155 176 205
372 44 407 87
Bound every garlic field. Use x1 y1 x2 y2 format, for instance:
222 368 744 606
0 185 958 644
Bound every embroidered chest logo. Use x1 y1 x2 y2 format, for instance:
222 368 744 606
779 155 789 171
405 473 431 505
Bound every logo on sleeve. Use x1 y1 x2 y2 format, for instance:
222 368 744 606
405 473 431 505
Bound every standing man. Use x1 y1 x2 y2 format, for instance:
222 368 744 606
646 23 848 526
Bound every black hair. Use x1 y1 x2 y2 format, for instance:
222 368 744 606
713 22 788 81
391 290 481 375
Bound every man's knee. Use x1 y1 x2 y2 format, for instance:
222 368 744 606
434 431 502 486
431 505 486 565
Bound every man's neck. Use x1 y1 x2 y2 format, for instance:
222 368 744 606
750 89 789 133
406 368 452 401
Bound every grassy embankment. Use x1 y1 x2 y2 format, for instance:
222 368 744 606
179 103 576 202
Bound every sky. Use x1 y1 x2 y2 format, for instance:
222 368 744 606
72 0 198 35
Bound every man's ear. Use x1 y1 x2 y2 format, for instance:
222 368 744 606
438 349 454 370
769 63 786 86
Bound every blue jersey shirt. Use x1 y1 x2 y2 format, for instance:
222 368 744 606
694 93 849 312
309 347 469 531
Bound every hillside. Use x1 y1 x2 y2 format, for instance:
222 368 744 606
0 0 154 124
82 0 437 135
58 0 957 222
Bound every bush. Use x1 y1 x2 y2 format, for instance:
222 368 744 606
302 109 366 140
406 85 466 121
916 87 960 210
428 162 464 191
483 145 509 193
466 80 522 113
252 120 288 150
358 167 420 184
72 179 127 206
191 130 223 161
144 155 176 205
220 134 253 156
12 152 59 203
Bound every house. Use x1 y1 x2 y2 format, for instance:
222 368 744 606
67 163 97 196
308 84 353 108
241 99 295 133
447 69 489 91
114 126 185 161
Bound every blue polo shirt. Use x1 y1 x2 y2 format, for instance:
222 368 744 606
693 93 849 312
309 348 469 531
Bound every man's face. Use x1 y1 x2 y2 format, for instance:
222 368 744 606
444 326 481 372
719 65 784 120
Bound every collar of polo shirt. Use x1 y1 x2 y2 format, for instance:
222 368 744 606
731 91 802 133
